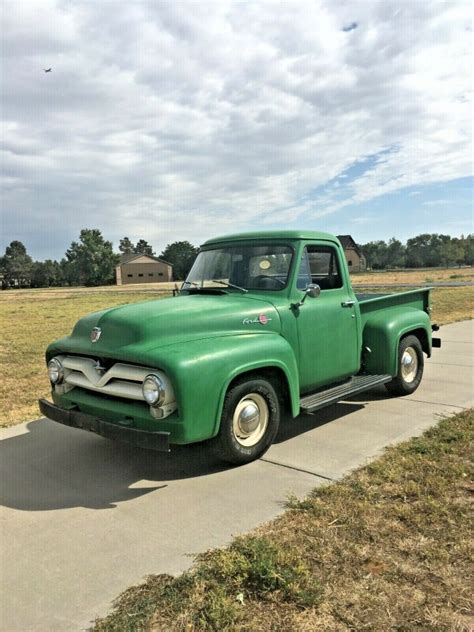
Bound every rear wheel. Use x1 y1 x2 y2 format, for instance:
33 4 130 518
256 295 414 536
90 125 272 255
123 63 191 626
385 335 424 396
211 377 280 464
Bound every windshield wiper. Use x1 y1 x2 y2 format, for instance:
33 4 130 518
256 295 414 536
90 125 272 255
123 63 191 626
181 281 227 295
211 279 248 293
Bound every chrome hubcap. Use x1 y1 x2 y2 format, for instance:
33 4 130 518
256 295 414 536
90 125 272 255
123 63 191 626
232 393 269 447
401 347 418 383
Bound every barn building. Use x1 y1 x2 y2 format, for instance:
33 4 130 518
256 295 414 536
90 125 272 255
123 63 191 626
337 235 367 272
115 254 173 285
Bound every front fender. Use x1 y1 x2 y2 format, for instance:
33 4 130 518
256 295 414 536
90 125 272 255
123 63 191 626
363 307 432 376
157 333 299 443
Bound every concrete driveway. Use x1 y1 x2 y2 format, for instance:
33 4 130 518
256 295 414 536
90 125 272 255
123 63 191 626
1 320 472 631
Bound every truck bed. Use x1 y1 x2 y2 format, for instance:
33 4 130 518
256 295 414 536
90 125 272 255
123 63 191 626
357 287 431 324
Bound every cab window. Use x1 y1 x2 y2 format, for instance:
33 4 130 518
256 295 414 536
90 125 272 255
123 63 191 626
297 245 343 290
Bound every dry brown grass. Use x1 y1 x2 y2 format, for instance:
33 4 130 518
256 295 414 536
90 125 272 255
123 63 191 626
429 286 473 325
93 409 474 632
356 286 473 326
9 282 177 297
352 266 474 285
0 285 472 427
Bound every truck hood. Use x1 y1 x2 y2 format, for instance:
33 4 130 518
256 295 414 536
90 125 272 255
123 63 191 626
58 293 281 356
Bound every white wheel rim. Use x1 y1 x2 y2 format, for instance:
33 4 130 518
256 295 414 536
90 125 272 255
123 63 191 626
232 393 269 447
401 347 418 383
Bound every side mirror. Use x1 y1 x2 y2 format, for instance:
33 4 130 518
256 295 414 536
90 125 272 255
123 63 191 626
305 283 321 299
294 283 321 308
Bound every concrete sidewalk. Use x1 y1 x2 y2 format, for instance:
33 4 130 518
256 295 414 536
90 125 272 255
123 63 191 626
1 320 472 631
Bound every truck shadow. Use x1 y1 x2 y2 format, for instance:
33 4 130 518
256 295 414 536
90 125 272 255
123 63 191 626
274 401 365 444
1 398 369 512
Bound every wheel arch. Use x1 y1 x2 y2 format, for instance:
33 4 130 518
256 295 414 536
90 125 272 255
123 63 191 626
363 308 432 376
227 365 293 411
399 327 430 357
214 361 298 437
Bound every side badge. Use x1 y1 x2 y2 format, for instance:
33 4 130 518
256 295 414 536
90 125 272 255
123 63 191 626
242 314 273 325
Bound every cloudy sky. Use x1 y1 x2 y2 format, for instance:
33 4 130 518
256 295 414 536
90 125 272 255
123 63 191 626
1 0 472 260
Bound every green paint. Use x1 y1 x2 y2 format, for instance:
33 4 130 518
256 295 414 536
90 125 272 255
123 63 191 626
45 232 433 446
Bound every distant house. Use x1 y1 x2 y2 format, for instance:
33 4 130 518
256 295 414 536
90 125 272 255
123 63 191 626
337 235 366 272
115 254 173 285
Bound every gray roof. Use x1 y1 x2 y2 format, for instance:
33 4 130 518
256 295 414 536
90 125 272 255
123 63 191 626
337 235 364 257
119 253 173 266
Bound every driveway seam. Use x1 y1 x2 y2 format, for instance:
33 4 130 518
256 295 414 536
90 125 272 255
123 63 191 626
429 362 473 367
439 339 473 343
404 398 467 409
259 457 335 481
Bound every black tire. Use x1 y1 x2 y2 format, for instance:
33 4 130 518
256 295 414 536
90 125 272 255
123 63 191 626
211 376 280 465
385 335 424 396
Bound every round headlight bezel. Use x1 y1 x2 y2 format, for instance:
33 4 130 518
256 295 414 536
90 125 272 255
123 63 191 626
142 374 165 407
48 358 64 385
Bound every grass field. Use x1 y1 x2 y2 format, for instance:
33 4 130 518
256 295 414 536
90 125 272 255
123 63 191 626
352 266 474 285
93 408 474 631
0 285 472 427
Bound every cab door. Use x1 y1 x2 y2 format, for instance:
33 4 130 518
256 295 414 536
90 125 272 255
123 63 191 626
295 243 360 392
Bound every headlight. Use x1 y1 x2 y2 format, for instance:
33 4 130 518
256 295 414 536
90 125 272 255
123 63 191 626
48 358 64 384
142 374 165 407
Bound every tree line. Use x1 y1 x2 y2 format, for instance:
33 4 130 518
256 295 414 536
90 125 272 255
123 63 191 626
360 234 473 270
1 229 472 289
0 228 198 288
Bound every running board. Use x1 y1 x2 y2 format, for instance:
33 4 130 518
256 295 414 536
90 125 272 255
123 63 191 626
300 374 392 413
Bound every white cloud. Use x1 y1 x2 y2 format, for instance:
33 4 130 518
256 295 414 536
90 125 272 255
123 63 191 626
422 199 450 206
0 0 472 258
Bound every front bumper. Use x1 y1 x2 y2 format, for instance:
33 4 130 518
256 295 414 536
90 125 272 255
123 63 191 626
39 399 170 452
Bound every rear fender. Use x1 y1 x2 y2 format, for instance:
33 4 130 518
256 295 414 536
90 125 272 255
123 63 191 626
363 308 432 376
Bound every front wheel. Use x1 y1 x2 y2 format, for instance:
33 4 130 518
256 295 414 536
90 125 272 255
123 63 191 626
211 377 280 465
385 335 424 396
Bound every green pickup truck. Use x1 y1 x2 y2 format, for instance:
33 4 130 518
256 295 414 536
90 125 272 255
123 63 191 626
39 230 441 464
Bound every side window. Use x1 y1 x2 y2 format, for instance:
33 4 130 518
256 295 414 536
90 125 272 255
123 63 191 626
298 246 343 290
296 251 311 289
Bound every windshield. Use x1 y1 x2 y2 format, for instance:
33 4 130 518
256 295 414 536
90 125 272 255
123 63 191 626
183 244 293 292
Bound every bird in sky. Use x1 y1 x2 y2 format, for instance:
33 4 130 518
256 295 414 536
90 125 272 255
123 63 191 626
44 68 52 73
342 22 358 32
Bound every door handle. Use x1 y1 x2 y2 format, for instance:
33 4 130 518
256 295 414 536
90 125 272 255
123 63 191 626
341 300 355 308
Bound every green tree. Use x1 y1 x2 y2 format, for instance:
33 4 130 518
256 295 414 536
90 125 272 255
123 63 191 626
405 234 431 267
463 235 474 266
160 241 198 280
360 240 388 269
30 260 63 287
1 241 33 287
65 229 119 286
119 237 135 254
135 239 154 256
439 239 464 267
0 256 6 289
385 238 406 268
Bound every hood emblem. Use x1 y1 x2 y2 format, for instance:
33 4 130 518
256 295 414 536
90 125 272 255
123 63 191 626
242 313 272 326
90 327 102 343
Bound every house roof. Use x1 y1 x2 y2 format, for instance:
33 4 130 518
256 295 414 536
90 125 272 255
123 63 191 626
337 235 364 257
119 253 173 266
